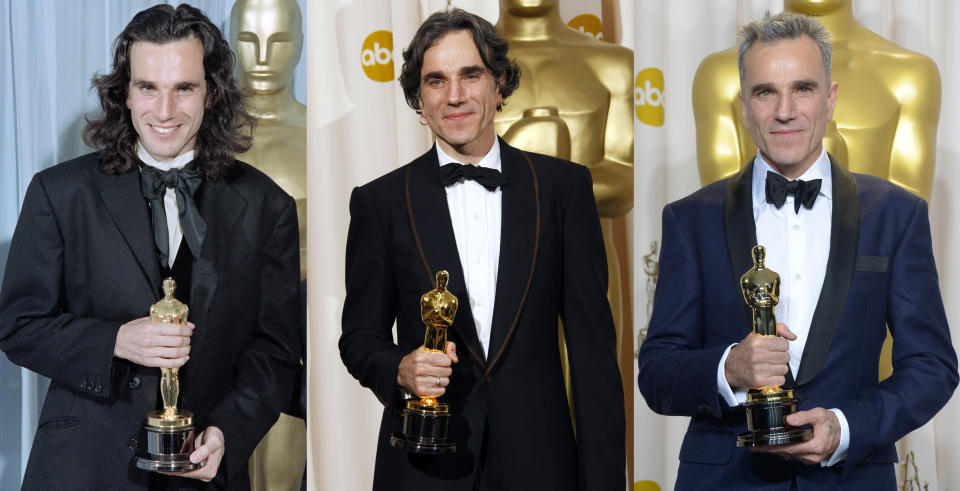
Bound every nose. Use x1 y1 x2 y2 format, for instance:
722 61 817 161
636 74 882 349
447 79 465 105
258 38 270 65
774 93 796 122
156 91 175 121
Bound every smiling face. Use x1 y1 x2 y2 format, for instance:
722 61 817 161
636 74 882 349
739 35 838 178
418 30 502 162
126 36 208 161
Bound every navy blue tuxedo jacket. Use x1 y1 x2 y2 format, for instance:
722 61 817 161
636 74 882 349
340 141 625 490
0 153 302 490
637 158 957 489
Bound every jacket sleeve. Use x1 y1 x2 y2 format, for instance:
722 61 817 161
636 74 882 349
559 166 626 491
0 174 122 400
339 186 404 409
636 203 733 419
837 198 958 472
204 192 303 485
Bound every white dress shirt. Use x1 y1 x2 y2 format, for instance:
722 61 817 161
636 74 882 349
137 143 194 268
436 139 502 357
716 150 849 466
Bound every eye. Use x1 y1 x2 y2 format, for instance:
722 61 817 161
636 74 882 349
425 79 446 88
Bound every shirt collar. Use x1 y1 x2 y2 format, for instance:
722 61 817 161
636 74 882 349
751 149 833 209
137 141 195 172
435 136 502 173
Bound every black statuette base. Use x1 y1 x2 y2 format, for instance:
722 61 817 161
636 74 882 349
135 424 205 472
736 390 813 447
390 402 456 454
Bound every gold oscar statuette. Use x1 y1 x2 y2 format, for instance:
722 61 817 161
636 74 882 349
135 278 204 471
389 270 458 454
736 246 812 447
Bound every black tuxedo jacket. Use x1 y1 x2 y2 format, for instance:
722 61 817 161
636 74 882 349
637 158 958 489
0 153 302 490
340 141 625 490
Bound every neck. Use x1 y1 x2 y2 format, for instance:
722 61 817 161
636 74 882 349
438 134 496 165
496 5 566 41
244 87 300 119
784 0 855 44
764 150 820 180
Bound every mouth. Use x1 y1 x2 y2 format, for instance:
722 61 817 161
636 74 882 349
769 129 803 137
247 71 279 79
150 124 180 137
443 112 472 122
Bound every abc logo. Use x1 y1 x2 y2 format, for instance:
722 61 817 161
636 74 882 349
635 67 664 127
567 14 604 40
361 30 394 82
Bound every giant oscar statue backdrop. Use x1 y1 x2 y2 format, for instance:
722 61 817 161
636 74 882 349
494 0 634 430
230 0 307 489
692 0 940 380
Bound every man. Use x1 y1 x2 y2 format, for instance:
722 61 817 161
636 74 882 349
339 8 624 490
637 12 957 489
0 4 301 489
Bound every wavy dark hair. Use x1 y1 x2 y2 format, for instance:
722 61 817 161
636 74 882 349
399 8 521 114
82 3 254 179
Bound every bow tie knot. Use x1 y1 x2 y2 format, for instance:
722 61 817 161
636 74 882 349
765 171 821 213
140 163 206 267
439 163 505 191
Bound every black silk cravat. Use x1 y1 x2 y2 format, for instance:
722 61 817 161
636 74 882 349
765 171 822 213
140 163 206 267
439 163 506 191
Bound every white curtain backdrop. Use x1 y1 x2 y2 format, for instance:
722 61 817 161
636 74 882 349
629 1 960 490
0 1 305 488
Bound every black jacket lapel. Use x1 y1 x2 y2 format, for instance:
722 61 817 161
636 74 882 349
795 156 859 386
486 142 539 377
185 175 242 352
724 163 759 329
723 161 798 388
405 148 486 367
93 165 162 296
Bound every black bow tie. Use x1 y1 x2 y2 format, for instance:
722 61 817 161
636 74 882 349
439 163 506 191
765 171 821 213
140 163 206 267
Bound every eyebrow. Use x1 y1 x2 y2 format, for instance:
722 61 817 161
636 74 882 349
130 80 201 90
750 79 820 94
422 65 487 80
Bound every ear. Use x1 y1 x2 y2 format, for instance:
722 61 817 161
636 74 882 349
825 81 839 120
738 90 749 129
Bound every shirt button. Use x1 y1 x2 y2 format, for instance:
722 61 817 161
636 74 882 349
473 214 479 221
793 224 800 231
475 257 481 264
795 274 802 280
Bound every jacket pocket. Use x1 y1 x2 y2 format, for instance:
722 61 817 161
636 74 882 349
854 255 888 272
679 427 734 464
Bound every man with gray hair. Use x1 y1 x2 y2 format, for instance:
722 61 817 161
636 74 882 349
638 11 957 488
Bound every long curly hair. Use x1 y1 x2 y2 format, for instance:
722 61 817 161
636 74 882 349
82 3 254 179
399 8 521 114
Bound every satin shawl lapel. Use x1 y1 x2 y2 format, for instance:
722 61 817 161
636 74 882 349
486 143 539 377
794 156 859 386
93 165 162 297
723 162 798 388
405 147 486 367
723 163 759 330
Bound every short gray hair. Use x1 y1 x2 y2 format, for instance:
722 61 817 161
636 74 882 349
738 11 833 85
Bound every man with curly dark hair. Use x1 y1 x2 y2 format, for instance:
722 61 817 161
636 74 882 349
0 4 301 489
340 8 625 490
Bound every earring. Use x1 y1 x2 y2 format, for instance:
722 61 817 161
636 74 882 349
496 102 503 112
418 114 427 125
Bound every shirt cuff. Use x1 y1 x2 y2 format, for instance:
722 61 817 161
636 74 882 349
717 344 748 407
821 408 849 467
